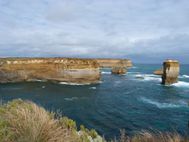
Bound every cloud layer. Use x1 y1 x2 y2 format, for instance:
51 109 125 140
0 0 189 63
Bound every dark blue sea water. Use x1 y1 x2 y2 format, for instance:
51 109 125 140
0 64 189 138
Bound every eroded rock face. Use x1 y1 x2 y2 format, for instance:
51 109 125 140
96 59 132 68
153 69 163 75
111 67 127 75
162 60 180 85
0 58 100 84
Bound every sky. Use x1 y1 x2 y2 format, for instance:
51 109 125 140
0 0 188 63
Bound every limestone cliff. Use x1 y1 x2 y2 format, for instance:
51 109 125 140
95 59 132 68
162 60 180 85
0 58 100 84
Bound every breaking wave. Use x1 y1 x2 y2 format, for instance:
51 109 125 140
140 97 187 108
172 81 189 88
59 82 92 86
179 75 189 79
101 71 111 75
134 74 161 82
89 87 97 90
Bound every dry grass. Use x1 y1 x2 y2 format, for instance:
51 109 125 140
0 99 80 142
111 130 189 142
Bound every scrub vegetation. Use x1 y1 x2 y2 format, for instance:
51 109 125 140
0 99 188 142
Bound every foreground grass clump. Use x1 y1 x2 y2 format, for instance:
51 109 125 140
112 130 188 142
0 99 104 142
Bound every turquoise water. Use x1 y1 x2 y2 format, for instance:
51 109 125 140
0 64 189 138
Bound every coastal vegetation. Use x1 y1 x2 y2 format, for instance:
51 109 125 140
0 99 188 142
0 99 104 142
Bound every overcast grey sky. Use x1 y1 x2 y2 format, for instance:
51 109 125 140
0 0 188 63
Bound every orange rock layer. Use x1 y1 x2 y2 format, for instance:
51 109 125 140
0 58 100 84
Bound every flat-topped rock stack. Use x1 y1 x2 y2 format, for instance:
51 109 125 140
162 60 180 85
111 67 127 75
0 58 100 84
95 59 132 75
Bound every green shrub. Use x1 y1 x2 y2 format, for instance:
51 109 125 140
59 117 77 130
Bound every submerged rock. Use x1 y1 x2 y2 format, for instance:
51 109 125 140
111 67 127 75
162 60 180 85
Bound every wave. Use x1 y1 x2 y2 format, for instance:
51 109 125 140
59 82 92 86
64 97 78 101
179 75 189 79
101 71 111 75
134 74 161 82
140 97 187 108
89 87 97 90
172 81 189 88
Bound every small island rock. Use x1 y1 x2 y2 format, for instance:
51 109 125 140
111 67 127 75
153 69 163 75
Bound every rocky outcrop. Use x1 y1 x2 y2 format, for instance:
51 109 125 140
162 60 180 85
96 59 132 68
0 58 100 84
111 67 127 75
153 69 163 75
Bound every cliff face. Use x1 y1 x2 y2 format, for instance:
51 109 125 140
96 59 132 68
0 58 100 84
162 60 180 85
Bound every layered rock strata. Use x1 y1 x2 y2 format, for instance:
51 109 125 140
0 58 100 84
162 60 180 85
95 59 132 68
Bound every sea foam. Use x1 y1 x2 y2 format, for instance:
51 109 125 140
59 82 92 86
172 81 189 88
179 75 189 79
135 74 161 82
140 97 187 109
89 87 97 90
101 71 111 75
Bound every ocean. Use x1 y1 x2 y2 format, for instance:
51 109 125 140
0 64 189 138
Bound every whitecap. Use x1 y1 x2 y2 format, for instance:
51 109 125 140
172 81 189 88
183 75 189 78
59 82 92 86
140 97 187 108
134 74 161 82
64 97 78 101
42 86 46 89
179 75 189 79
101 71 111 75
89 87 97 90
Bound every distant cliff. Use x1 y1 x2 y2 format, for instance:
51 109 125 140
95 59 132 68
0 58 100 84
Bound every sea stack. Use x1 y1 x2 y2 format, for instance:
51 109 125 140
162 60 180 85
111 67 127 75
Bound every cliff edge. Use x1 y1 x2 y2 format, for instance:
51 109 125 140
0 58 100 84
